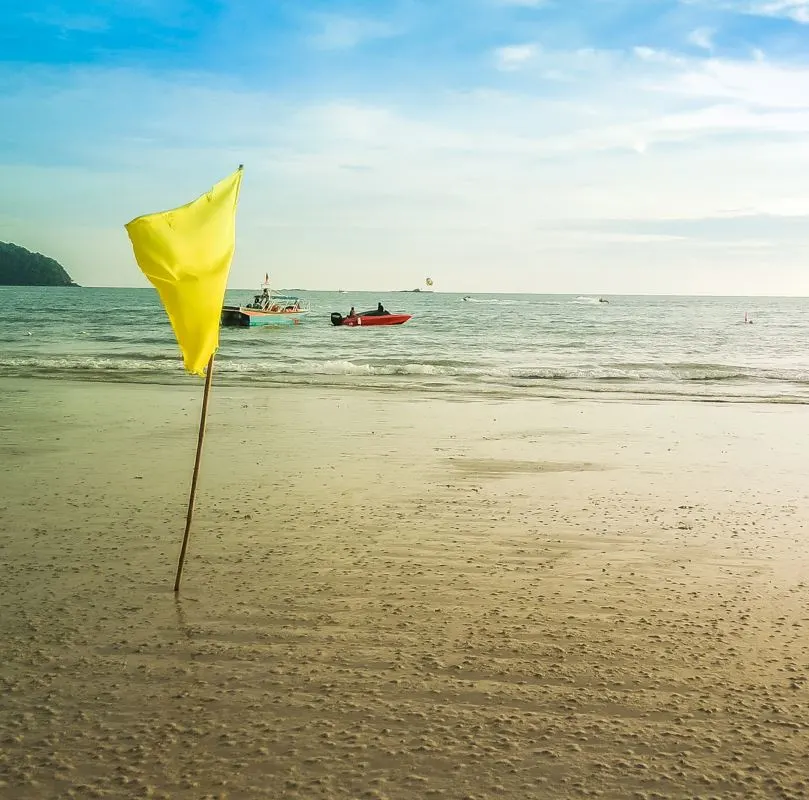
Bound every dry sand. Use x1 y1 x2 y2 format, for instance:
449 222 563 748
1 378 809 799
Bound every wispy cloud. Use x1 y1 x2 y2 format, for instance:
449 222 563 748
307 13 400 50
664 57 809 108
684 0 809 23
687 27 714 49
494 43 538 70
634 46 686 65
747 0 809 22
495 0 550 6
26 8 108 33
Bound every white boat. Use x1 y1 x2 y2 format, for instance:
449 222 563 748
221 277 311 327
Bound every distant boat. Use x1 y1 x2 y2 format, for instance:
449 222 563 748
401 277 435 293
221 277 310 327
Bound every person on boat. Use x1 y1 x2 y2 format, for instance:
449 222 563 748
261 287 271 310
348 306 356 317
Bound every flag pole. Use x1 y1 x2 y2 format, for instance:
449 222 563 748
174 353 215 592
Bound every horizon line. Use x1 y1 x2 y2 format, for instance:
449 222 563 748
5 286 809 299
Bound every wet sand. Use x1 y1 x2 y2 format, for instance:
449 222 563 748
1 378 808 799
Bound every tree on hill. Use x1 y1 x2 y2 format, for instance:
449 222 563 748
0 241 78 286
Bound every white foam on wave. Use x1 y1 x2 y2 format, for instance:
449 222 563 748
223 359 443 377
0 355 174 372
4 356 809 396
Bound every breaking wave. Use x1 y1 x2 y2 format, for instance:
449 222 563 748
3 354 809 403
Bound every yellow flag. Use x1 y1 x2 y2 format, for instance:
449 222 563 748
125 167 243 376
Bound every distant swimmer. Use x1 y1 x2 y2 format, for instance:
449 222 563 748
599 298 609 304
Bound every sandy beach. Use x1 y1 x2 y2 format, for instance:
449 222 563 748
1 378 808 799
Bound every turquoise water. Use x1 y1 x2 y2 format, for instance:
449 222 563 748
2 286 809 403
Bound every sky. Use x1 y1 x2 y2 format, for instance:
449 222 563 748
2 0 809 293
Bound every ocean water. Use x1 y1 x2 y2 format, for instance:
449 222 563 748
1 286 809 403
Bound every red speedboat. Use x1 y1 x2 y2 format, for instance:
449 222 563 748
331 310 412 327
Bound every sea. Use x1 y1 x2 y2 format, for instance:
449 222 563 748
2 287 809 404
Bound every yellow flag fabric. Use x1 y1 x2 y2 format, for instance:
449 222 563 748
125 168 243 376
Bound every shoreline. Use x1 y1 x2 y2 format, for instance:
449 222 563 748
2 371 808 406
2 378 808 798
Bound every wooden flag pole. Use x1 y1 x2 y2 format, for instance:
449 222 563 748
174 353 215 592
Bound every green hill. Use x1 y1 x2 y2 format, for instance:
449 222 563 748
0 242 78 286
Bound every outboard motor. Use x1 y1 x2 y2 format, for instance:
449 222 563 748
330 312 344 326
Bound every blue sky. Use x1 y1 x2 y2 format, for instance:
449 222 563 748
2 0 809 292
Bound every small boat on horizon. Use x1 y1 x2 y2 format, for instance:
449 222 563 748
400 277 434 293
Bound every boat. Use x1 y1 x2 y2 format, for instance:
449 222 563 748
221 277 310 327
330 308 412 327
400 277 434 293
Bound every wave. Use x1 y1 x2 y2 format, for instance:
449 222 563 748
3 355 809 385
3 357 809 405
460 297 534 305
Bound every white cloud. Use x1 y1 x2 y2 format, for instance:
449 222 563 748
665 58 809 108
748 0 809 22
684 0 809 23
687 27 714 50
633 46 685 65
494 44 538 70
308 14 398 50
